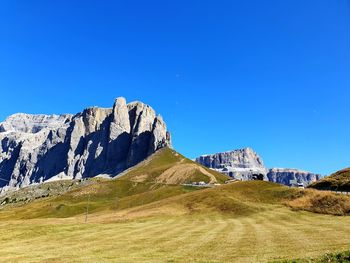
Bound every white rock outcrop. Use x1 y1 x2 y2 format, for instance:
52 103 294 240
0 97 171 191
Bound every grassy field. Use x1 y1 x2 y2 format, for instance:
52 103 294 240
1 181 350 262
0 149 349 262
1 205 350 263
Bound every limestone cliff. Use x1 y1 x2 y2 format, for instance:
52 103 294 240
195 148 268 181
0 97 171 191
267 168 321 187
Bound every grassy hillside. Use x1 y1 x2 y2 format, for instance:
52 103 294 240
121 147 229 184
0 147 229 219
0 148 350 262
1 192 350 263
118 180 298 219
0 175 206 220
309 168 350 191
287 188 350 216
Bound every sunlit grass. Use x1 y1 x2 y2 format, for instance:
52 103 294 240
0 148 349 262
0 208 350 263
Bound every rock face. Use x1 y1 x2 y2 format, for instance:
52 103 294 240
195 148 268 181
0 97 171 192
267 168 321 187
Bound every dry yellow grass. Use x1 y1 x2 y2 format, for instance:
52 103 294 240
121 147 229 184
0 207 350 263
287 189 350 215
309 167 350 192
0 181 350 262
0 148 349 262
156 163 218 184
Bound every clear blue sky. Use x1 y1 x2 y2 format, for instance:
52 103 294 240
0 1 349 175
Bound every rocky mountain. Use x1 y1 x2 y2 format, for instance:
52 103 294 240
195 148 321 186
195 148 268 181
267 168 320 187
0 97 171 192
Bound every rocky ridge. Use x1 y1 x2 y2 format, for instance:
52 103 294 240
0 97 171 192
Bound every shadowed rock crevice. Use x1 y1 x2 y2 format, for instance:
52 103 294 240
0 142 22 188
32 142 69 182
127 131 152 167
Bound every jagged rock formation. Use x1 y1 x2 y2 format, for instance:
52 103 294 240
195 148 268 181
267 168 321 187
0 97 171 192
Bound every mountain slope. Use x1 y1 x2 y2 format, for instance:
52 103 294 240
309 168 350 191
120 179 350 218
121 147 229 184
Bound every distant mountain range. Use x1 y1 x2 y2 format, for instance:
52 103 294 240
195 148 321 186
0 97 327 192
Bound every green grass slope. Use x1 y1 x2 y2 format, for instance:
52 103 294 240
0 177 200 220
309 168 350 191
118 179 350 219
122 180 299 219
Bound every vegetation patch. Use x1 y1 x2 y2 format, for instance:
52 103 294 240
309 168 350 191
274 250 350 263
287 189 350 216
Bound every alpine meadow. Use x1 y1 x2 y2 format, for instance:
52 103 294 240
1 1 350 262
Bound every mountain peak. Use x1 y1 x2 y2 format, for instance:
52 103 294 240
0 98 171 192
